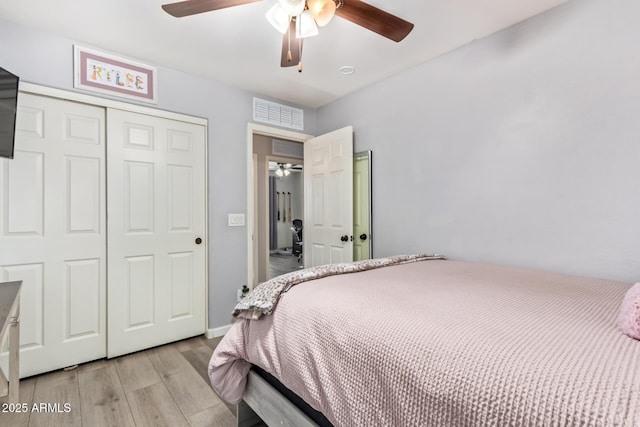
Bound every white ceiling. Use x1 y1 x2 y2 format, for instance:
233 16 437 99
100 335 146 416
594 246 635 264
0 0 567 108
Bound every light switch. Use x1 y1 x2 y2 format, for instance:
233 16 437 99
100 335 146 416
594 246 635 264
228 213 245 227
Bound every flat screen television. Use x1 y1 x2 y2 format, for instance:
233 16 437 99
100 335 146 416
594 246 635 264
0 66 19 159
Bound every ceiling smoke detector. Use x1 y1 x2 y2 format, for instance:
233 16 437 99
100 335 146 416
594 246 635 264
340 65 356 75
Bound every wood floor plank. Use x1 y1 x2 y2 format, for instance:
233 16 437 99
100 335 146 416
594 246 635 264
149 344 220 417
188 402 236 427
163 366 221 418
29 369 81 427
181 344 214 385
174 336 208 352
147 343 193 378
0 376 35 427
269 253 301 278
77 364 135 427
114 351 161 392
126 382 188 427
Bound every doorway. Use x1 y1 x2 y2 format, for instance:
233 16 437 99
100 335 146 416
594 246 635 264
269 161 304 278
246 124 367 288
247 124 312 287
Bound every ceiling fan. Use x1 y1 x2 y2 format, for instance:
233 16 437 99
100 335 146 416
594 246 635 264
161 0 414 71
270 162 302 176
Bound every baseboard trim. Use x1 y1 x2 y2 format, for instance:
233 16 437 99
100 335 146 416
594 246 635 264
206 324 232 339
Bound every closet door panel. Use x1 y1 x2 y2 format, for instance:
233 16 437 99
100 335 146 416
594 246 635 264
124 160 155 233
4 151 44 237
64 258 102 339
66 156 101 234
168 251 193 319
125 254 155 328
0 93 106 377
107 108 206 358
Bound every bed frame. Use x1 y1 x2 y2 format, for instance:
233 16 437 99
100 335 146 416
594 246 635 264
237 370 319 427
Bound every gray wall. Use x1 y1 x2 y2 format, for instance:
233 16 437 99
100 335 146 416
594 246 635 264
317 0 640 282
0 18 317 329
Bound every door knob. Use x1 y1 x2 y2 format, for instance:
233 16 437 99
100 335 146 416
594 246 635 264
195 237 202 245
360 234 367 241
340 235 349 242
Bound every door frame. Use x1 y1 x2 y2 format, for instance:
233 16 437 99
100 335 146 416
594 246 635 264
20 83 208 126
17 82 210 334
354 150 373 260
246 123 312 288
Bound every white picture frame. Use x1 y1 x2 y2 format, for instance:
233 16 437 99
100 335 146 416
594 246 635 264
73 45 158 104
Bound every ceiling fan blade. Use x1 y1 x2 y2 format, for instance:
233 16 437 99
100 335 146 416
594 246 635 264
281 21 303 68
336 0 414 42
162 0 261 17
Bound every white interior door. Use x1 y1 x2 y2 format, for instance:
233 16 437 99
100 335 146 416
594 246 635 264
0 93 106 377
107 108 206 358
303 126 353 267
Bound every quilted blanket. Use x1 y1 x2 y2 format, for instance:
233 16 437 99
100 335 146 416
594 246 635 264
209 259 640 426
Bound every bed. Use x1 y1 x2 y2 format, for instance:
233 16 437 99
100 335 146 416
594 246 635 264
209 255 640 426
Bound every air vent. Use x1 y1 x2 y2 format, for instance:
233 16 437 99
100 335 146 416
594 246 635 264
253 97 303 131
272 139 303 159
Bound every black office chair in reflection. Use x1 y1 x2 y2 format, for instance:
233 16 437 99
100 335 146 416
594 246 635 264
291 219 303 265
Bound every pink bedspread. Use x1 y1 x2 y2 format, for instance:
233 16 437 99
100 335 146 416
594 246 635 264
209 259 640 426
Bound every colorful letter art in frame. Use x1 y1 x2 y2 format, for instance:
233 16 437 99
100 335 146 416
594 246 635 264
74 45 157 103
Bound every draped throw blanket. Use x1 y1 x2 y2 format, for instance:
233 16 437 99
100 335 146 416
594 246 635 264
233 253 446 319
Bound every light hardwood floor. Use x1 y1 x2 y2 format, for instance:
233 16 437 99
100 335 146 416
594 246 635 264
0 336 238 427
269 253 302 278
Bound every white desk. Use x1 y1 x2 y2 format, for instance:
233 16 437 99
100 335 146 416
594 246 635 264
0 281 21 403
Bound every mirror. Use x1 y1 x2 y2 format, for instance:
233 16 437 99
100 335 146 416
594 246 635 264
269 161 304 278
353 151 372 261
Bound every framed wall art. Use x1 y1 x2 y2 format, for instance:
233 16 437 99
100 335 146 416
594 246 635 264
73 45 157 103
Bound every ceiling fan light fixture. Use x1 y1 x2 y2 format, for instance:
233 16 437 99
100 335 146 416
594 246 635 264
160 0 414 74
307 0 336 27
266 3 290 34
275 163 291 177
278 0 305 17
296 10 319 39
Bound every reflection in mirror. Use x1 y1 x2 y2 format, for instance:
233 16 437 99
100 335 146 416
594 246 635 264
353 151 372 261
268 161 304 278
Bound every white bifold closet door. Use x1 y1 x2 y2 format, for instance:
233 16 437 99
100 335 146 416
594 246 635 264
106 108 206 358
0 93 107 377
1 93 207 376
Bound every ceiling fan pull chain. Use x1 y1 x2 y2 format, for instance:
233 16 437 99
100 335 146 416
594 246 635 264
298 37 303 72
